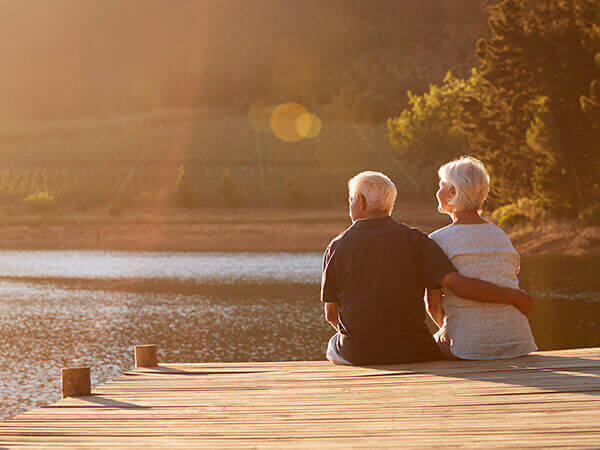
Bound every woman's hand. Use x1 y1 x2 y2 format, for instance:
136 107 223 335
425 288 445 328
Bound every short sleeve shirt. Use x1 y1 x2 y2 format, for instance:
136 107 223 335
321 216 456 365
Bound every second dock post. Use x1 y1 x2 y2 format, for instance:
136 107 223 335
135 344 158 368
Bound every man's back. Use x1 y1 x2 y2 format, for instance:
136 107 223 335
321 216 455 364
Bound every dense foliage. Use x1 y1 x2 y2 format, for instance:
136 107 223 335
387 71 482 195
388 0 600 215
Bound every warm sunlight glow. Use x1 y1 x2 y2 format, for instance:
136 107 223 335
270 102 308 142
296 112 322 139
248 101 276 132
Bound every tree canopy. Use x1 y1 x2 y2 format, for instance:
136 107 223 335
388 0 600 215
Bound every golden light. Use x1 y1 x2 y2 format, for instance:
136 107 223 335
270 102 308 142
296 112 322 139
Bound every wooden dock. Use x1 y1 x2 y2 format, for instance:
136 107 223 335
1 347 600 447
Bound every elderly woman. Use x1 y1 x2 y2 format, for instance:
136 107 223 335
426 156 537 360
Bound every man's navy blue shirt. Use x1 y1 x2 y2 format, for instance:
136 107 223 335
321 216 456 365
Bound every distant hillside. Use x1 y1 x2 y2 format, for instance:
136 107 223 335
0 107 418 208
0 0 489 121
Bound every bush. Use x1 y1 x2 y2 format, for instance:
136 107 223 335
497 211 529 228
491 198 544 229
387 71 481 195
580 203 600 226
22 191 56 213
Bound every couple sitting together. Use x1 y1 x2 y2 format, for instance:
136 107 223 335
322 156 537 365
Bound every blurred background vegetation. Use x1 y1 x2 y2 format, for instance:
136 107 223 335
0 110 397 210
389 0 600 225
0 0 598 226
0 0 487 122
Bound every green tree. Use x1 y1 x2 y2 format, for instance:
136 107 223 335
459 0 600 213
387 71 481 195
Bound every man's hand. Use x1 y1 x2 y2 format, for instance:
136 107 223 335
324 302 340 331
512 289 534 316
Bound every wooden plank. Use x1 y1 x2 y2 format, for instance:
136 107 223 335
1 348 600 447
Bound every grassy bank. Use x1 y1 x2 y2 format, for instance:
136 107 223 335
0 203 596 255
508 221 600 257
0 202 445 252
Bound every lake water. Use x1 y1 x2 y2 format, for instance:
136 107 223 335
1 251 599 420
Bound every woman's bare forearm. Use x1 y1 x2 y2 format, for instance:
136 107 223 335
324 302 340 331
425 288 445 328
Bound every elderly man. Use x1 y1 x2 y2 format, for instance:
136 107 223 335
322 171 534 365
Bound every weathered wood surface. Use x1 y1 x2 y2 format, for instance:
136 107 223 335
1 347 600 448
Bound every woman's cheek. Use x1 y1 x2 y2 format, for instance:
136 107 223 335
438 189 451 213
436 190 445 206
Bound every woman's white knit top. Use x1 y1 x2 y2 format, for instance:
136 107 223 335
429 222 537 360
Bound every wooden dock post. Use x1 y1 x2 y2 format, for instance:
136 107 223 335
61 367 91 398
135 344 158 368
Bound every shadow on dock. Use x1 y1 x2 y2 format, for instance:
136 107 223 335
360 353 600 396
46 396 151 410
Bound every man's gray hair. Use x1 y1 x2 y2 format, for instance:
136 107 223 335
348 171 397 214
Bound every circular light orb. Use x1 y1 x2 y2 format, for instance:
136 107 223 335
270 102 308 142
296 112 322 139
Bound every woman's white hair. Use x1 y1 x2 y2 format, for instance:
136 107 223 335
348 171 397 214
438 156 490 212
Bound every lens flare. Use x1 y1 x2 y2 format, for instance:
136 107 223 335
296 112 322 139
270 102 308 142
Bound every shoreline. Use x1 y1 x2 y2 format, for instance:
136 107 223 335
0 206 596 256
508 221 600 257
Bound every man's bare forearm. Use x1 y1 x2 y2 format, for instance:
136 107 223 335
442 274 514 304
439 271 534 316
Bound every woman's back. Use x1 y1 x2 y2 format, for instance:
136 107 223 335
429 223 537 359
